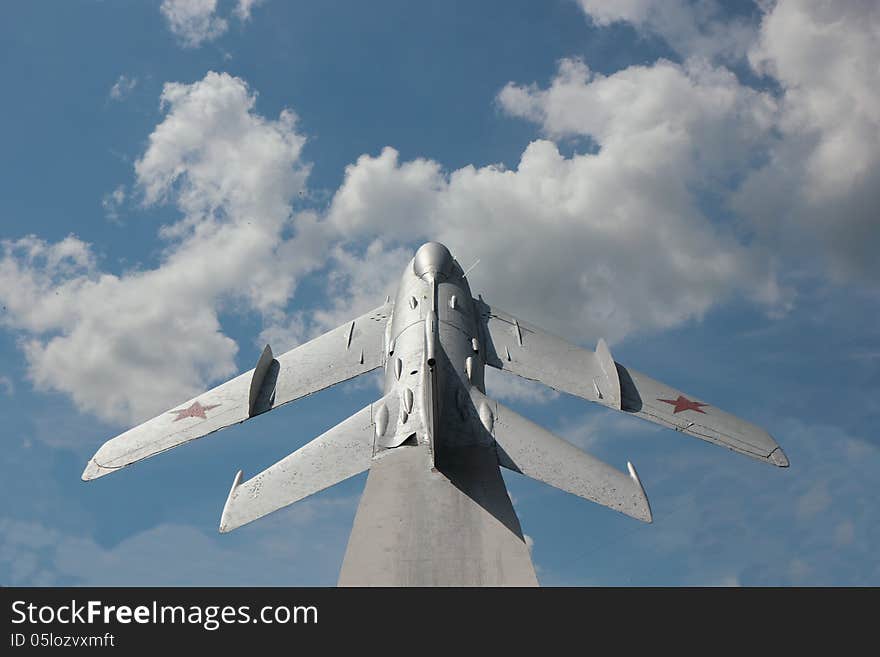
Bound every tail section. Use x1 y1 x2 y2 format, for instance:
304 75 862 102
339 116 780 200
477 392 652 523
219 400 379 533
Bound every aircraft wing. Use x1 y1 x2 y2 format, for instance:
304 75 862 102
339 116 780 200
82 301 393 480
477 391 652 523
219 398 379 533
477 299 788 467
476 299 622 408
613 363 788 466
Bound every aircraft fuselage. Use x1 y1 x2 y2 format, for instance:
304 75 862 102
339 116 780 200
382 242 487 464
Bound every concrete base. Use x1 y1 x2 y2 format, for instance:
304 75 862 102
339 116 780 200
338 444 538 586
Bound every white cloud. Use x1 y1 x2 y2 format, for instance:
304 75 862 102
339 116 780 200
0 72 328 425
314 240 410 327
326 150 445 238
109 74 137 101
554 408 662 451
255 238 409 354
0 492 359 585
736 0 880 281
497 57 776 160
484 368 559 406
256 310 308 354
161 0 268 48
0 375 13 396
234 0 265 22
324 57 787 344
577 0 759 61
575 0 880 282
161 0 229 48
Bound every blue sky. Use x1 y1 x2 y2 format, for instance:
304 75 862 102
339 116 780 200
1 0 878 586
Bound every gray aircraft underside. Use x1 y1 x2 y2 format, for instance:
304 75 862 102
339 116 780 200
82 241 788 586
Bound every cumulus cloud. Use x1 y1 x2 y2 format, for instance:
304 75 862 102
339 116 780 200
310 240 411 328
577 0 759 61
497 56 779 191
0 72 327 424
323 57 787 344
736 0 880 281
161 0 267 48
577 0 880 282
161 0 228 48
255 238 410 354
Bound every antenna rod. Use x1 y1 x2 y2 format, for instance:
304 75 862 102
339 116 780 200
462 258 480 278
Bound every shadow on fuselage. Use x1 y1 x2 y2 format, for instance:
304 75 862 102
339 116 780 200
428 345 528 542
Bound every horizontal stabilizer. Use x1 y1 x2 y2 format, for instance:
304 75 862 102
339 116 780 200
219 400 378 533
478 392 652 523
82 301 391 481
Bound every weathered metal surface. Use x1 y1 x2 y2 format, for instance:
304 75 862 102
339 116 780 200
614 364 788 465
219 402 377 533
477 301 616 407
338 445 538 586
477 300 788 467
484 391 651 523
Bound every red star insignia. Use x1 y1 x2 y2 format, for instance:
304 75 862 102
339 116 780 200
169 400 221 422
658 395 708 414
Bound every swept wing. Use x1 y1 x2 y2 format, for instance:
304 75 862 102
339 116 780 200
475 390 652 522
477 300 787 467
220 398 381 532
82 301 392 480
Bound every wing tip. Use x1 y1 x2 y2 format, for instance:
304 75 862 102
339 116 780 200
218 469 244 534
81 457 115 481
768 446 790 468
627 461 653 524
